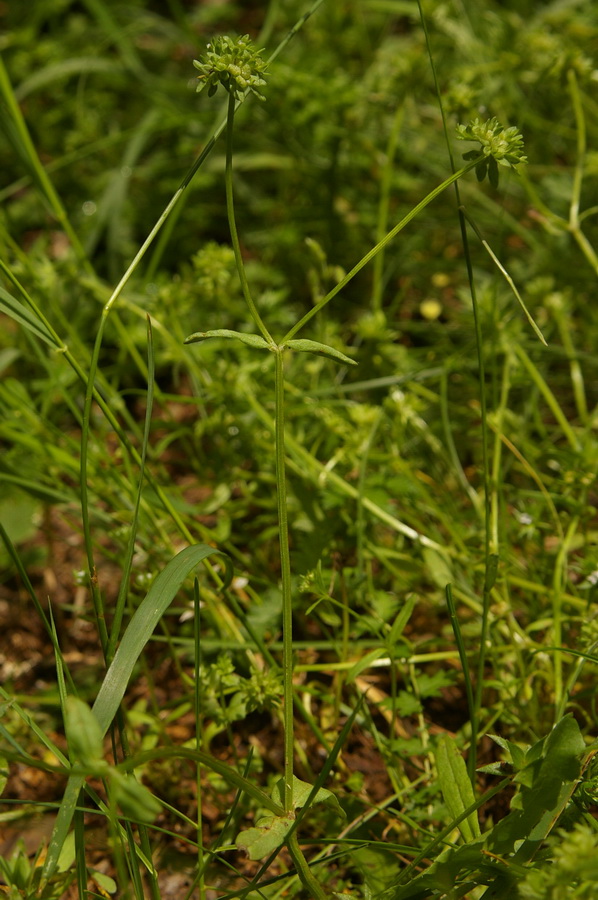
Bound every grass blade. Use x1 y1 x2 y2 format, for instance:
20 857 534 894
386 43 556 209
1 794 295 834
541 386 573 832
42 543 232 882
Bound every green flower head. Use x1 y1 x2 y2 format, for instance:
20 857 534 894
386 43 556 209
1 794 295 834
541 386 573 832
193 34 268 101
456 116 527 187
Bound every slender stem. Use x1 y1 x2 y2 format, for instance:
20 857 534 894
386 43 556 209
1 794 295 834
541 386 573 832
194 579 205 900
568 68 585 230
266 0 326 65
287 833 327 900
463 208 493 772
223 87 292 807
417 0 493 780
106 318 155 663
275 349 294 812
225 92 273 344
282 159 481 343
489 353 512 554
80 318 110 659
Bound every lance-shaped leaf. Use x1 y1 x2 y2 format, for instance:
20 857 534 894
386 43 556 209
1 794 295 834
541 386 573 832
436 734 480 843
184 329 270 350
42 543 232 883
284 338 357 366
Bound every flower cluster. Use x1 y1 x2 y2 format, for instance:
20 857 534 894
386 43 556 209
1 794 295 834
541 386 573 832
193 34 268 101
456 116 527 187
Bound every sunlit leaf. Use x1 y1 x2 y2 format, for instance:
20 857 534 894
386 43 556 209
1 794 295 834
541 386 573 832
184 329 270 349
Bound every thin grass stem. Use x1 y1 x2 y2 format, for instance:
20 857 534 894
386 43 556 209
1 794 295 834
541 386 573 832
193 579 205 900
274 349 294 813
417 0 493 780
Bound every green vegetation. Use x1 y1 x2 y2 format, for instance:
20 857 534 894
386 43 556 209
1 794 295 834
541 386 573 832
1 1 597 898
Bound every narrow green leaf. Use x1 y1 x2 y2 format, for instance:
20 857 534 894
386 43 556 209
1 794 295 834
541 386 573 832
436 735 480 842
184 329 270 349
43 544 232 883
0 285 60 348
460 211 547 345
93 544 232 732
284 338 357 366
388 594 417 647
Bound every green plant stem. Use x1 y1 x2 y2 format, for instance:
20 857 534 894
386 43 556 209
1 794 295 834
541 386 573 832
275 349 295 813
417 0 493 780
80 316 110 659
194 579 205 900
489 352 512 553
282 158 481 342
225 92 273 345
266 0 326 66
287 833 327 900
105 317 155 663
